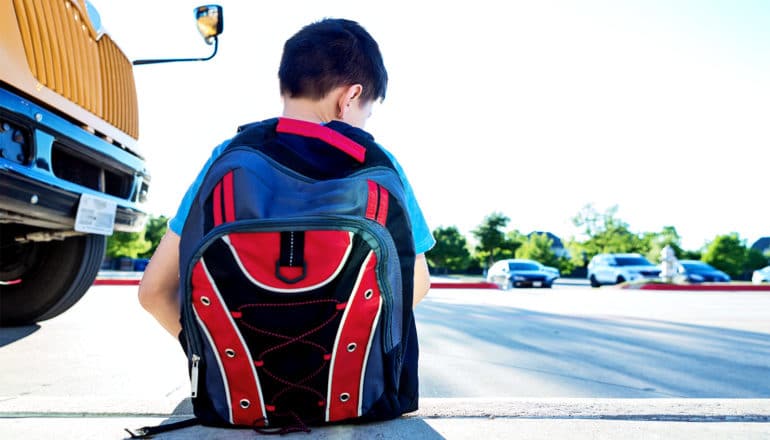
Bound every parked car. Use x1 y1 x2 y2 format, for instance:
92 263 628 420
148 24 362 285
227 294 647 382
539 263 561 278
587 253 660 287
486 259 560 289
753 266 770 284
675 260 730 283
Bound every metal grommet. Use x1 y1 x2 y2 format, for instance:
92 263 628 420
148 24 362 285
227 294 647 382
200 296 211 306
225 348 236 358
346 343 357 352
339 393 350 402
364 289 374 300
240 399 250 408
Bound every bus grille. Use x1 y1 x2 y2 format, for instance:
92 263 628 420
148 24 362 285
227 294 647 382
12 0 139 139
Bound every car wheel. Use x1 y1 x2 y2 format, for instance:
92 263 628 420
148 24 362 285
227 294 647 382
0 232 106 326
616 276 626 285
542 281 552 288
589 275 600 288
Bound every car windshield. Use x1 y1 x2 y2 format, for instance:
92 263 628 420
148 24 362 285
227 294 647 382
614 257 653 266
681 262 713 273
509 262 540 271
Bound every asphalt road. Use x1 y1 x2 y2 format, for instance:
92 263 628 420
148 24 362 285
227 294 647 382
1 284 769 438
417 287 770 398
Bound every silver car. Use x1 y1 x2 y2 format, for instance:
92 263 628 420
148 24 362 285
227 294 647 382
587 253 661 287
753 266 770 284
486 259 560 289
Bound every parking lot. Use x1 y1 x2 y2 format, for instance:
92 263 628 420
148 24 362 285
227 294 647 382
1 283 769 438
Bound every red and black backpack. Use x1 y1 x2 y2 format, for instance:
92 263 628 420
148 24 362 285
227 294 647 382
163 118 418 434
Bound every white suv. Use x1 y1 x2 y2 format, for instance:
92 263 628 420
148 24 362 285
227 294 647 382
587 253 661 287
753 266 770 284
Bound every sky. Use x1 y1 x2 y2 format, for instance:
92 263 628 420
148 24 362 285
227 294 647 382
89 0 769 251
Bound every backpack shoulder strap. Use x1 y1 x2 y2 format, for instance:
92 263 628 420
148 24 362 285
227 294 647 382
275 118 366 163
229 117 366 162
228 118 280 150
124 418 200 438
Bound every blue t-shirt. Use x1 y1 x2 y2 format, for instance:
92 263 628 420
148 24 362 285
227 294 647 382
169 136 435 254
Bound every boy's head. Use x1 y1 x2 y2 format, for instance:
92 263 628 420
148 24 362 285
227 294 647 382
279 19 388 105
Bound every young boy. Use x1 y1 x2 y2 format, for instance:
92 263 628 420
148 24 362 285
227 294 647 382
138 18 435 339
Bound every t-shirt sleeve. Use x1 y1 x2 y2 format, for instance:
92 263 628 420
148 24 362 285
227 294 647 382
379 147 435 254
168 139 232 235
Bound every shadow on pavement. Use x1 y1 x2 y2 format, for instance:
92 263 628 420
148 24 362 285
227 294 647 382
126 399 445 439
416 301 770 398
0 324 40 348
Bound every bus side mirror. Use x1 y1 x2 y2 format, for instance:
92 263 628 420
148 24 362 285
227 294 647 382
195 5 223 45
133 4 224 65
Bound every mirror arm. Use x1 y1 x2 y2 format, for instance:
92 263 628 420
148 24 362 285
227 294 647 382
132 37 219 66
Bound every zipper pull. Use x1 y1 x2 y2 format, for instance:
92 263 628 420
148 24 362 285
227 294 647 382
190 354 200 398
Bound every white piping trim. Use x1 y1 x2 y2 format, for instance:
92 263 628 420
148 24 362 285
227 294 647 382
198 258 269 425
223 232 354 293
192 315 233 422
193 261 233 424
358 295 382 416
325 250 374 422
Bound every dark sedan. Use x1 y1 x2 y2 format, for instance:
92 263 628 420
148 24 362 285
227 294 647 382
677 260 731 283
486 259 560 289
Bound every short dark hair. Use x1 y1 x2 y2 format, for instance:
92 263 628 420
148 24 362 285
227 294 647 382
278 18 388 102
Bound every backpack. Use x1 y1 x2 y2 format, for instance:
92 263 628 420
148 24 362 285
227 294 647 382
175 117 418 432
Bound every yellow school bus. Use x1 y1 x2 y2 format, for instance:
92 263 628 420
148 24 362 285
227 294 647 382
1 1 221 325
0 0 148 325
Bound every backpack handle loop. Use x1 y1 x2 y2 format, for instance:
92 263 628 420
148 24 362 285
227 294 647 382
275 260 307 284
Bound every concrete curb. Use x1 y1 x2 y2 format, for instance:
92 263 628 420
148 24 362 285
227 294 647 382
621 282 770 291
415 398 770 421
429 282 498 289
2 398 768 422
93 278 141 286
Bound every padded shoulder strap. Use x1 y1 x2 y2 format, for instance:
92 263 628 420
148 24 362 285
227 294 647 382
229 118 280 150
229 117 397 173
234 118 369 164
276 118 366 163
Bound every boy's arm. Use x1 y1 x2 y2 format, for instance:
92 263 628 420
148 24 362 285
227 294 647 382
413 253 430 306
138 230 182 338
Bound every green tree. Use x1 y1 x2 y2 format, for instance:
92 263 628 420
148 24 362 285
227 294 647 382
701 233 748 278
515 233 559 267
680 249 703 260
472 212 510 268
745 248 770 275
565 238 589 268
517 233 575 275
572 203 603 238
106 230 151 259
642 226 684 263
139 215 169 258
572 204 643 258
501 230 526 259
427 226 471 273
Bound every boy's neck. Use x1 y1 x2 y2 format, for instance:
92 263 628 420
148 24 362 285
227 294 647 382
282 96 338 125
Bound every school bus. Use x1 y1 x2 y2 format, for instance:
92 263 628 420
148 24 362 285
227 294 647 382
0 1 221 325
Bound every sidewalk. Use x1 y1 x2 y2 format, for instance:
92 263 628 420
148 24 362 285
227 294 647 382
2 398 768 439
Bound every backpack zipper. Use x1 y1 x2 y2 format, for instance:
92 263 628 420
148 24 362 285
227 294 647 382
190 354 200 398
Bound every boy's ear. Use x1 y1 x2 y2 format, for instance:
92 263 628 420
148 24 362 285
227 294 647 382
337 84 364 118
